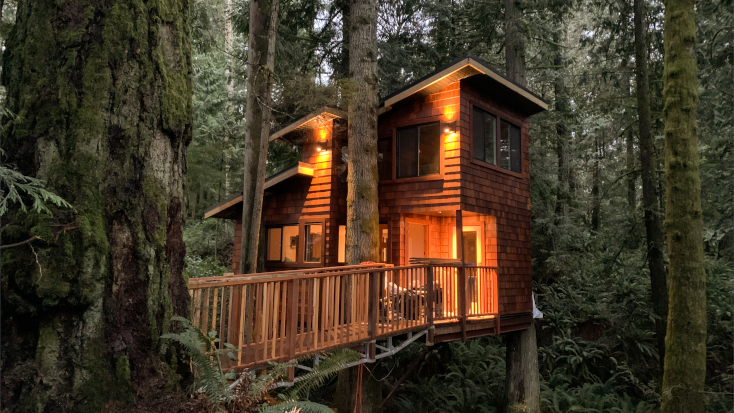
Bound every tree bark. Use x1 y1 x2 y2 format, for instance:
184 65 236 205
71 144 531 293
345 0 379 265
224 0 234 197
504 12 539 412
634 0 668 369
660 0 707 409
506 322 540 413
1 0 192 410
337 0 380 410
504 0 526 86
238 0 278 274
627 132 637 212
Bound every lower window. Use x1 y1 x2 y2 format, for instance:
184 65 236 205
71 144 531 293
304 223 323 263
266 225 298 262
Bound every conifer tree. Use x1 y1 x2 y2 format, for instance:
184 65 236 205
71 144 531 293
660 0 707 409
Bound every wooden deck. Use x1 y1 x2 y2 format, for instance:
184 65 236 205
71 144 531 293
188 263 500 370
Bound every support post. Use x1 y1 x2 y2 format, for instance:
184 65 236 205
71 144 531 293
287 279 298 361
368 271 379 341
456 210 467 341
426 266 434 327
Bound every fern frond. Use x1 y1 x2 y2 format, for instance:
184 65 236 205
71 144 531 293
258 400 336 413
284 349 362 401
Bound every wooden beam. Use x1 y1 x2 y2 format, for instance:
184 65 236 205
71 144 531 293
204 195 243 219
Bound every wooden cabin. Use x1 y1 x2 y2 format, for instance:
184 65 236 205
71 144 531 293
195 54 547 371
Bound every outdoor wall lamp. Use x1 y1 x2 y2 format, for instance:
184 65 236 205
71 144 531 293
444 120 457 134
316 140 328 153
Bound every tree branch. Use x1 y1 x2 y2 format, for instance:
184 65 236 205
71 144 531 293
0 236 41 250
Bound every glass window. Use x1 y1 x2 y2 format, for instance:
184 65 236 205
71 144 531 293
500 120 521 173
473 107 497 165
282 226 298 262
397 122 440 178
304 223 323 263
338 225 346 263
378 138 393 181
266 225 299 262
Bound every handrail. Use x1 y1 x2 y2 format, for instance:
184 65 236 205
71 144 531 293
189 263 391 284
187 262 499 370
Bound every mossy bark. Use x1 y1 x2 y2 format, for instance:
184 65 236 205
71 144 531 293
345 0 379 265
659 0 707 410
634 0 668 369
1 0 192 411
339 0 380 410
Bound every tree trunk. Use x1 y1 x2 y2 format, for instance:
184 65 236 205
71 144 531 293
224 0 234 197
553 39 570 220
334 0 351 82
238 0 278 274
345 0 379 265
506 322 540 413
627 132 637 211
1 0 192 411
337 0 380 410
591 135 601 232
504 10 539 412
335 363 383 413
504 0 526 86
660 0 707 409
634 0 668 369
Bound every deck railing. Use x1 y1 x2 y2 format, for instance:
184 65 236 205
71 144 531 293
188 263 498 369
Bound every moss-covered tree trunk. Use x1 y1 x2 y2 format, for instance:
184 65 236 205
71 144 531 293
659 0 707 409
504 7 540 412
238 0 277 274
337 0 380 410
1 0 192 411
634 0 668 370
345 0 378 266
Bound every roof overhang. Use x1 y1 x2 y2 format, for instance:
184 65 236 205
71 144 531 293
381 55 548 116
203 162 315 219
269 107 346 142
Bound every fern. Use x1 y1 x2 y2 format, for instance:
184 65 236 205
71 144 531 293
258 401 336 413
162 316 238 409
282 349 362 401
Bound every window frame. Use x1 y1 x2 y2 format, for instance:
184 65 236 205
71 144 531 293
265 224 300 264
469 103 525 177
381 117 446 183
298 218 326 266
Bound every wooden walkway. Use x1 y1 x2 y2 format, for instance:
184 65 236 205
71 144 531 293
188 263 499 370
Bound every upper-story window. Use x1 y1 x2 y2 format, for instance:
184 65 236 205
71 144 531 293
397 122 440 178
473 107 522 173
304 223 323 263
267 225 298 262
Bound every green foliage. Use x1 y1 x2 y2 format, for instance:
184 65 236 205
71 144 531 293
0 161 73 216
161 316 239 409
185 256 229 279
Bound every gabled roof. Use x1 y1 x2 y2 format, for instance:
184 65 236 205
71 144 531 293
269 107 346 142
381 54 547 115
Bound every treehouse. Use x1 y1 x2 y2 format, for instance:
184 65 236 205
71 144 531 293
193 54 547 373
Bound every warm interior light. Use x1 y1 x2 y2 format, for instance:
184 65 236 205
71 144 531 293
316 147 322 152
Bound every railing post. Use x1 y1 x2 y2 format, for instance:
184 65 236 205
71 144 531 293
368 271 378 340
367 270 379 361
456 210 467 341
426 266 434 325
287 279 298 361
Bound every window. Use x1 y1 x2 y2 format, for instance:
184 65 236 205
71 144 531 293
473 107 522 173
338 225 346 263
378 138 393 181
473 108 497 165
267 225 298 262
397 122 440 178
500 120 521 173
304 223 323 263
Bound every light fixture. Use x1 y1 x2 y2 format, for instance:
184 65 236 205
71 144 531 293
444 120 457 134
316 140 327 153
